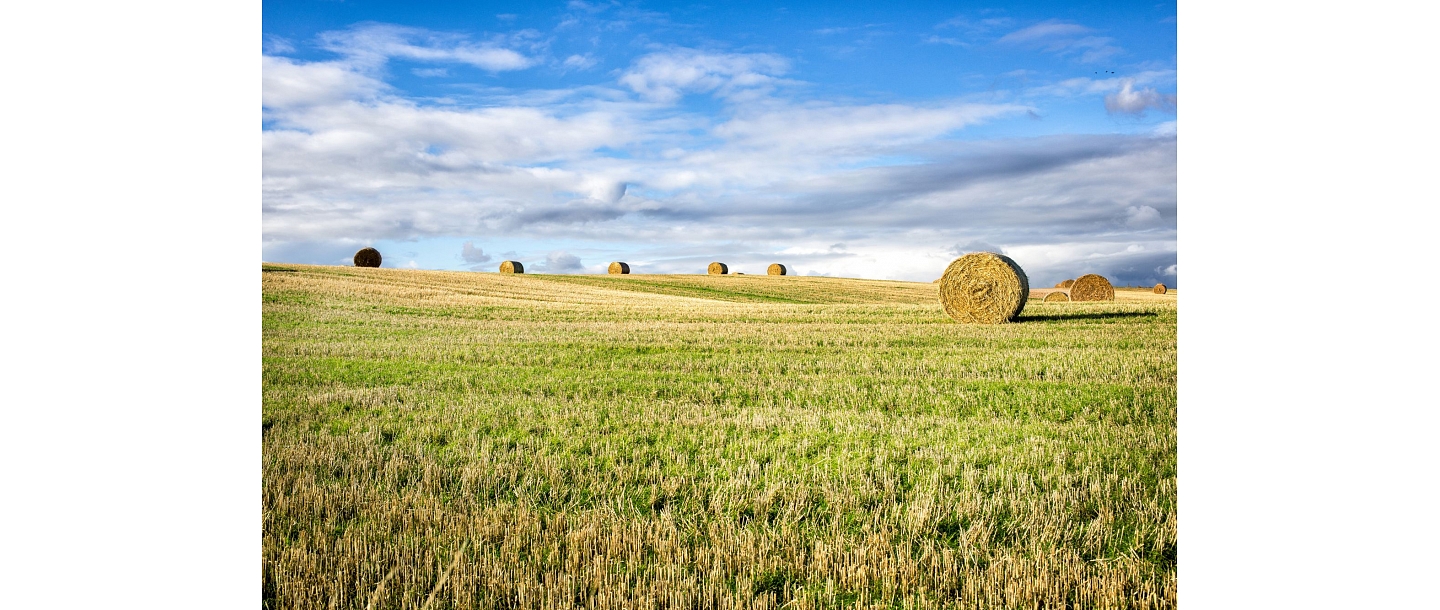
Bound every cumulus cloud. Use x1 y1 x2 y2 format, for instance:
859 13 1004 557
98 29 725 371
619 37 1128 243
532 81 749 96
460 241 492 269
618 49 792 103
537 250 584 272
1105 81 1177 115
262 56 385 108
998 20 1122 63
1124 205 1164 228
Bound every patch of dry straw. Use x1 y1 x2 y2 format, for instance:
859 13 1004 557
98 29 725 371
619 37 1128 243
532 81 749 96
938 252 1029 324
353 248 381 268
768 263 787 276
1056 279 1075 289
1070 274 1114 301
1044 291 1071 302
499 261 525 274
1153 283 1167 294
707 262 728 275
608 262 630 275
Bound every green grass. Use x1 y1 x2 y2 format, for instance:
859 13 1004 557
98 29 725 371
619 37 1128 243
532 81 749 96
262 264 1177 609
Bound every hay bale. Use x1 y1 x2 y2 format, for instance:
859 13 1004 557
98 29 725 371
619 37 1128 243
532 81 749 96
937 252 1029 324
499 261 524 274
608 262 630 275
708 262 728 275
1070 274 1114 301
767 263 787 276
353 248 382 268
1153 283 1168 294
1044 291 1070 302
1056 279 1075 289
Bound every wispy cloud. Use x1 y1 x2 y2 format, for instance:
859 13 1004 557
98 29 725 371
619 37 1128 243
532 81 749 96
998 20 1122 63
617 49 792 103
317 23 536 72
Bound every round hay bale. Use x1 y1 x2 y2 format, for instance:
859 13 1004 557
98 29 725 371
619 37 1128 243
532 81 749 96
707 262 728 275
1056 279 1075 289
1044 291 1070 302
353 248 381 268
499 260 525 274
767 263 787 276
937 252 1029 324
608 262 630 274
1153 283 1168 294
1070 274 1114 301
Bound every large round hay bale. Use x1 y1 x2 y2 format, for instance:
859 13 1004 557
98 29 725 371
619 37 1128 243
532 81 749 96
608 262 630 274
937 252 1029 324
1153 283 1168 294
708 262 728 275
767 263 787 276
1056 279 1075 289
353 248 381 268
499 260 524 274
1070 274 1114 301
1044 291 1070 302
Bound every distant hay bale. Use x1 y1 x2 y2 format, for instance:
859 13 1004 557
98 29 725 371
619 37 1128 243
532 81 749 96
1044 291 1070 302
1056 279 1075 289
937 252 1029 324
708 262 728 275
1070 274 1115 301
768 263 787 276
353 248 381 268
1153 283 1168 294
608 262 630 274
499 260 524 274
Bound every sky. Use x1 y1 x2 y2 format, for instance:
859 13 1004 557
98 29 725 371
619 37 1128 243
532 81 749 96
262 0 1176 286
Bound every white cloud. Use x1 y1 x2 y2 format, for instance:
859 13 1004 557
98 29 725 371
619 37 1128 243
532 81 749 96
1105 81 1177 115
460 241 492 268
262 56 385 108
998 21 1091 44
562 54 598 70
318 23 534 72
618 49 792 103
998 20 1123 64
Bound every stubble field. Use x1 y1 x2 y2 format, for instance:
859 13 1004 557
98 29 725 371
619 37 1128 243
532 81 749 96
262 264 1177 609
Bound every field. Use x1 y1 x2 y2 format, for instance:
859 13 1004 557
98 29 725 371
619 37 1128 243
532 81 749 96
262 265 1177 609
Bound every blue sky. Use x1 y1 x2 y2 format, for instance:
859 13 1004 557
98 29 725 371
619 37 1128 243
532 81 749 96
262 0 1176 285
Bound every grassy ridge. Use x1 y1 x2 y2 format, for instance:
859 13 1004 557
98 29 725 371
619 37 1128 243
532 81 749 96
262 265 1177 609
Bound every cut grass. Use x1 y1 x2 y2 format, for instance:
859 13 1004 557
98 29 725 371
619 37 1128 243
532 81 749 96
263 264 1176 609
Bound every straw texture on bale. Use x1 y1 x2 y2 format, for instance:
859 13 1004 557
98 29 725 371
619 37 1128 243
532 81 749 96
1044 291 1071 302
499 261 524 274
707 262 728 275
937 252 1029 324
1154 283 1168 294
1056 279 1075 289
353 248 381 268
1070 274 1114 301
608 262 630 274
767 263 787 276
